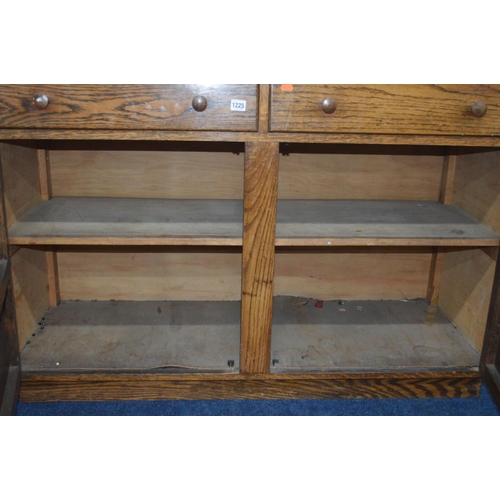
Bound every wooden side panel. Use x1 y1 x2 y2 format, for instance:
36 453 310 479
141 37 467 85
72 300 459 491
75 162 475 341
439 249 495 351
57 249 242 301
453 149 500 235
11 248 49 349
275 249 432 300
279 151 443 200
50 150 244 199
479 250 500 408
241 142 279 374
0 143 41 227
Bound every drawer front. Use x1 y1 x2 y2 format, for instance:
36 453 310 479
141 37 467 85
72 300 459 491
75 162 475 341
0 85 258 131
270 84 500 136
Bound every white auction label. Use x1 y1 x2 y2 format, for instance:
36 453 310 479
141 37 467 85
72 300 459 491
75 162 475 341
230 99 246 112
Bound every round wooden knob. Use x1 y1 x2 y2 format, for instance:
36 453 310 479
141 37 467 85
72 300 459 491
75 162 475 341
471 101 487 118
322 98 337 114
192 95 208 112
33 93 49 109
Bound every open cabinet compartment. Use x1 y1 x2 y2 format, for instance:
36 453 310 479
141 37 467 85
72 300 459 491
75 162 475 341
270 144 500 379
1 141 246 375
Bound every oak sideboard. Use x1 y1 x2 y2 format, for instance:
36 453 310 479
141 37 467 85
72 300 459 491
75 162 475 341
0 84 499 412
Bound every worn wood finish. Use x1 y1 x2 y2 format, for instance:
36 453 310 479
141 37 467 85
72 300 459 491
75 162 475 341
271 297 479 372
270 84 500 136
3 129 500 147
439 249 496 351
273 200 498 246
50 150 244 199
10 198 497 247
8 198 244 246
19 371 481 402
57 248 242 301
0 143 41 228
22 300 241 372
241 142 279 374
279 149 443 201
275 248 432 300
0 85 259 131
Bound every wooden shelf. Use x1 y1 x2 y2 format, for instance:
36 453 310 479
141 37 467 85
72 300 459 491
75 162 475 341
9 198 499 248
8 197 244 246
271 297 480 372
275 200 500 246
21 300 241 373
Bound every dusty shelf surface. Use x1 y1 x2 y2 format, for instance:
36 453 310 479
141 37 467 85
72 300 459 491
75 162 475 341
21 300 241 373
275 200 499 245
270 296 480 372
8 198 499 247
8 197 244 245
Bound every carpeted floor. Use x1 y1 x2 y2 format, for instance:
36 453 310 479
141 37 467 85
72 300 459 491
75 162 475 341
16 383 500 416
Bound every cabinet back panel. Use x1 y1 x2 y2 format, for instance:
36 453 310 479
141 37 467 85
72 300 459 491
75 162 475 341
57 249 431 301
50 151 244 199
278 152 443 200
439 248 495 351
275 249 431 300
58 249 243 301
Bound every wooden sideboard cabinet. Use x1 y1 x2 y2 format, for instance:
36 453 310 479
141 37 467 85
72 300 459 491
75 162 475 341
0 84 499 411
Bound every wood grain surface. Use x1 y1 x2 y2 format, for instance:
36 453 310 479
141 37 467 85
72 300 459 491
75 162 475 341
0 85 258 131
19 371 481 402
241 142 279 374
270 84 500 136
57 248 242 301
3 130 500 147
50 150 244 199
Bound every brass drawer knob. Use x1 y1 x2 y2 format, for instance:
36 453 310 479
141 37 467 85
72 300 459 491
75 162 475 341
192 95 208 112
321 98 337 114
471 101 487 118
33 93 49 109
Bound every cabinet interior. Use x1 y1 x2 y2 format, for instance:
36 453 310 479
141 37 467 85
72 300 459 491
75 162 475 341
1 141 499 375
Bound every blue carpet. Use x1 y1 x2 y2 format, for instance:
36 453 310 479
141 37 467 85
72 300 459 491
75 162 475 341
16 383 499 416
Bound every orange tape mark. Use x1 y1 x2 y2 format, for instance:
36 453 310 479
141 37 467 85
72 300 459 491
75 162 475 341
281 84 293 92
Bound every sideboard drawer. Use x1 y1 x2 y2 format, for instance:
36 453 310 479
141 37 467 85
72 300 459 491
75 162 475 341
0 85 258 131
270 84 500 136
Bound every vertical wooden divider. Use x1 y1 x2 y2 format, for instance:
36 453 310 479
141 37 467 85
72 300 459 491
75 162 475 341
426 151 457 324
241 141 279 374
38 150 60 306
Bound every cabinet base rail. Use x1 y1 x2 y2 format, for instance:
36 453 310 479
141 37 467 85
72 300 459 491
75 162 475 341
20 371 481 402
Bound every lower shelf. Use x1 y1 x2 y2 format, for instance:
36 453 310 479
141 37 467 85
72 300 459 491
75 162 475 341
21 300 241 373
19 298 483 402
271 297 480 373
